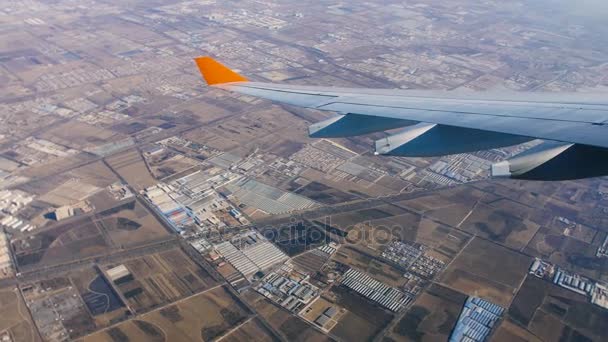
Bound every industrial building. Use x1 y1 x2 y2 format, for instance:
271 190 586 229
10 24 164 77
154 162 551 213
449 297 504 342
529 258 554 279
224 177 317 215
52 205 76 221
144 169 243 233
214 231 289 279
340 268 412 312
106 265 132 284
553 267 594 296
591 283 608 309
255 266 319 312
312 306 340 328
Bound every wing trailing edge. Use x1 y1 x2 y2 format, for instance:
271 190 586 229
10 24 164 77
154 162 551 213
195 58 608 180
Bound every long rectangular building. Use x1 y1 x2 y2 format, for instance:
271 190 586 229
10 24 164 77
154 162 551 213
340 268 411 312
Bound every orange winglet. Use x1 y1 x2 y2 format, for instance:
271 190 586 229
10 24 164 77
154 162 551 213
194 56 248 85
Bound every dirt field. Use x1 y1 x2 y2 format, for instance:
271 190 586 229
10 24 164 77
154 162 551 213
105 149 156 191
96 200 169 247
13 216 111 269
508 275 608 341
387 284 466 342
108 247 218 312
221 318 278 342
69 161 121 188
84 285 250 342
148 153 199 180
459 202 541 250
523 225 607 282
439 237 532 307
39 178 102 206
41 121 124 151
0 288 41 342
492 318 542 342
329 285 394 341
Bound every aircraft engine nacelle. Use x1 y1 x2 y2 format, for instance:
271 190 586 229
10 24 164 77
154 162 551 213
309 113 416 138
492 142 608 180
374 123 531 157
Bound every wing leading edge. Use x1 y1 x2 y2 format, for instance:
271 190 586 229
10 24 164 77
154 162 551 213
194 57 608 180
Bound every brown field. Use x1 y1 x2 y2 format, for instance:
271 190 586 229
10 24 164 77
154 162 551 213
148 153 199 180
84 285 250 342
459 202 541 250
439 237 532 307
329 285 394 342
322 204 409 234
410 187 483 219
19 153 98 180
95 200 169 247
492 319 542 342
523 226 606 282
12 200 169 269
221 318 278 342
300 168 389 198
242 290 330 342
108 247 218 312
105 149 156 191
183 129 240 152
13 216 111 269
508 275 608 341
39 178 102 206
472 180 557 209
0 288 41 342
41 121 124 150
69 161 121 188
387 284 466 342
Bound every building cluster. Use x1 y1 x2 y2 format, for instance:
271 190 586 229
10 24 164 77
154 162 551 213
596 235 608 258
553 268 594 297
214 230 289 280
340 268 412 312
143 168 244 233
529 258 608 310
381 240 445 279
528 258 554 278
107 183 134 201
382 240 424 267
255 265 319 312
591 283 608 309
189 236 213 255
0 190 36 233
290 144 348 173
0 331 13 342
428 153 493 184
0 230 14 279
449 297 504 342
5 138 79 168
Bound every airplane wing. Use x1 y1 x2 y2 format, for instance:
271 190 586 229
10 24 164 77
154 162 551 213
194 56 608 180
